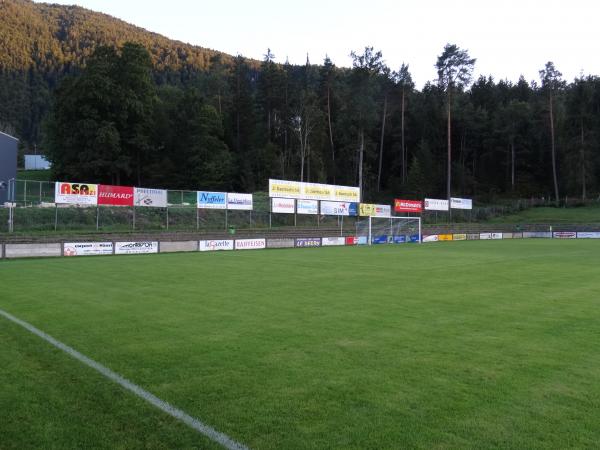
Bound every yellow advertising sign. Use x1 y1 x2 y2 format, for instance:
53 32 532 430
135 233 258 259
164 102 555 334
304 185 332 197
438 234 454 241
359 203 376 216
268 179 360 202
335 188 359 201
269 180 301 197
453 234 467 241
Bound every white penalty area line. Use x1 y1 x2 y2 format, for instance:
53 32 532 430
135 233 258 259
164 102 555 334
0 308 249 450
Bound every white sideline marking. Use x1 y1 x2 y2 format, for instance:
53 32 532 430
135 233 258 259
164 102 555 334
0 308 249 450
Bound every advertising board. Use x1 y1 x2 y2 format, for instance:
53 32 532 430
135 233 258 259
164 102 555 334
345 236 358 245
226 193 253 210
467 233 480 240
512 233 523 239
266 238 296 249
55 182 98 205
450 197 473 210
394 199 423 213
322 237 346 246
235 239 266 250
371 235 388 244
357 236 368 245
63 242 113 256
409 234 421 243
523 232 552 238
271 198 295 214
199 240 234 251
424 198 449 211
553 231 577 239
115 241 158 254
296 199 319 215
438 234 453 241
577 232 600 239
268 179 360 202
98 185 134 206
502 233 513 239
393 235 406 243
453 234 467 241
320 201 353 216
295 238 321 248
134 188 167 208
491 233 503 240
359 203 391 217
423 235 439 242
480 233 492 240
198 191 227 209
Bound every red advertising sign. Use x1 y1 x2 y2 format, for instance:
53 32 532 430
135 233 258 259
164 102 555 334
394 199 423 213
98 185 134 206
345 236 358 246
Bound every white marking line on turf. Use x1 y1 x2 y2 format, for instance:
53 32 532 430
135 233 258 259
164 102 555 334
0 308 248 450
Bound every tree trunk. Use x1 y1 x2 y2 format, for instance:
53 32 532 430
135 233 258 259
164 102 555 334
581 119 586 201
377 95 388 192
358 130 364 199
511 139 515 190
549 93 559 205
327 84 335 183
401 87 406 184
447 90 452 218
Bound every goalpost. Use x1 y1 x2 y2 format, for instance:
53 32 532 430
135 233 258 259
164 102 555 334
356 216 422 245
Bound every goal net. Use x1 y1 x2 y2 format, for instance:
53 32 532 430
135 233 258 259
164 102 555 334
356 216 421 244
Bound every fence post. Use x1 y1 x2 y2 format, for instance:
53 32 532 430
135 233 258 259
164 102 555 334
96 207 99 231
39 181 42 203
132 206 136 230
54 204 58 231
166 207 169 230
225 209 228 230
196 207 199 230
24 180 27 205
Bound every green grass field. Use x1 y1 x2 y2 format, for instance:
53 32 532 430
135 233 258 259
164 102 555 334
2 241 600 449
487 205 600 223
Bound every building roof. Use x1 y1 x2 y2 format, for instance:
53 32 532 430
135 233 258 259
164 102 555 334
0 131 19 141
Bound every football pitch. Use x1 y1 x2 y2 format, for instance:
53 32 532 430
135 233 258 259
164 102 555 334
2 240 600 449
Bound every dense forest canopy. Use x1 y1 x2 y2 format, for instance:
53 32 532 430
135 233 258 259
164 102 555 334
2 0 600 203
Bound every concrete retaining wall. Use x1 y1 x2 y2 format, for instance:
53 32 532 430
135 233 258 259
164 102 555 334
5 243 62 258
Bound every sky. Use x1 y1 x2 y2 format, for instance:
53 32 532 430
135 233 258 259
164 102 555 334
35 0 600 87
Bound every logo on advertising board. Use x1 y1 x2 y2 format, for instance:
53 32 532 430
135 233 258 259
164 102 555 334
553 231 576 239
450 197 473 210
394 199 423 213
296 199 319 215
98 185 134 206
199 240 234 251
409 234 421 243
226 193 253 210
64 242 113 256
295 238 321 248
393 235 406 244
198 191 227 209
134 188 167 208
235 239 266 250
424 198 449 211
272 198 295 214
345 236 358 246
322 237 345 246
115 241 158 254
491 233 503 240
55 182 98 205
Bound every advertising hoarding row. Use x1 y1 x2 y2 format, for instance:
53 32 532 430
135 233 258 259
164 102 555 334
423 197 473 211
268 179 360 202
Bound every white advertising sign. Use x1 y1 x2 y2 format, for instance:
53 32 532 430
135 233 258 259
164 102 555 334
491 233 503 240
480 233 492 240
320 201 350 216
55 182 98 205
134 188 167 208
226 193 253 210
424 198 449 211
272 198 295 214
451 197 473 210
64 242 113 256
423 235 439 242
296 199 319 215
322 237 346 246
577 232 600 239
373 204 391 218
235 239 266 250
115 241 159 254
553 231 577 239
199 240 234 251
268 179 360 202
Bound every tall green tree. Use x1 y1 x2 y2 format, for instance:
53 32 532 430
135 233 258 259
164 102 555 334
435 44 476 207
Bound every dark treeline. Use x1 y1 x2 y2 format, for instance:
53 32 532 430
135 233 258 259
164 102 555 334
44 42 600 203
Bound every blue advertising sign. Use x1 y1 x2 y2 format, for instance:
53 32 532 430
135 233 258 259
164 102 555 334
198 191 227 209
372 235 388 244
348 202 359 217
409 234 421 243
357 236 368 245
393 235 406 244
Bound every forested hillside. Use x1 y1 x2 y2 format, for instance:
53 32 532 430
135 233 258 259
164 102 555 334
2 0 600 202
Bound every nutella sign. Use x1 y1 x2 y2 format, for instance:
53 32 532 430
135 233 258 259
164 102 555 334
98 185 134 206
